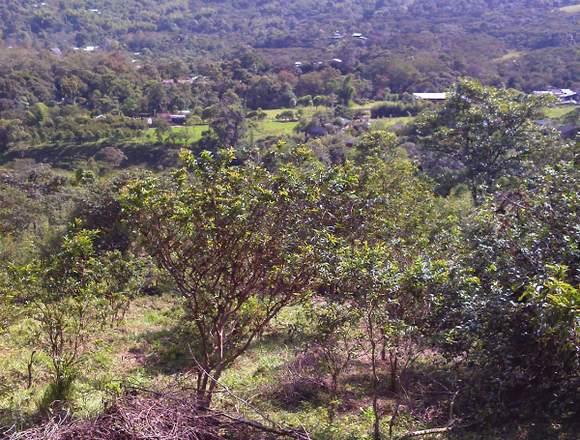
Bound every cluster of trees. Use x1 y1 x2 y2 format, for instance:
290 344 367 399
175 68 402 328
370 101 430 118
2 1 578 56
0 80 577 438
0 106 148 151
0 0 579 128
0 0 577 158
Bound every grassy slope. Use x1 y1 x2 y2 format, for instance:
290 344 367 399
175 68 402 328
6 102 571 171
136 125 209 144
0 296 178 424
10 286 551 438
542 105 578 119
372 117 414 129
0 297 425 438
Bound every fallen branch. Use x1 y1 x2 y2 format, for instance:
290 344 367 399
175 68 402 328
398 425 456 439
217 411 310 440
398 422 474 439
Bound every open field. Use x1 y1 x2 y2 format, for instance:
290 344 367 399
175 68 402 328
371 117 414 129
542 105 578 119
560 3 580 13
136 125 210 144
495 50 526 62
261 107 322 120
252 119 300 138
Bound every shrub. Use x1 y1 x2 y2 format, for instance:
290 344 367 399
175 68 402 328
370 101 429 118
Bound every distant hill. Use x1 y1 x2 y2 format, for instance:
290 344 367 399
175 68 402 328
1 1 577 54
0 0 577 118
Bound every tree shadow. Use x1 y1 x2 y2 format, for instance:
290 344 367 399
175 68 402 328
131 322 306 378
1 141 181 170
128 324 194 375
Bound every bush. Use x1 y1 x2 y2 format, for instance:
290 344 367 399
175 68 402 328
370 101 429 118
275 110 299 121
297 95 314 107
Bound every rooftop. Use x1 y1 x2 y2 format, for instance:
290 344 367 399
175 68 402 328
413 92 447 100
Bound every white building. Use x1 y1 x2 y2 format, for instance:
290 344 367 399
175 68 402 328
413 93 447 102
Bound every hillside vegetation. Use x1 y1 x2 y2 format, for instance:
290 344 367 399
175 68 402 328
0 2 578 440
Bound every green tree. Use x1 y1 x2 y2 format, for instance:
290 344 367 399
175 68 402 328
0 262 18 335
146 82 169 113
59 75 86 104
0 119 29 150
354 130 398 162
204 93 247 147
417 79 558 204
313 153 452 439
9 229 147 408
26 102 51 127
153 117 170 143
121 148 322 405
436 162 579 429
306 300 363 421
338 75 355 106
334 243 396 440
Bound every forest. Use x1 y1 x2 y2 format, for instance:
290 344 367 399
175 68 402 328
0 1 579 440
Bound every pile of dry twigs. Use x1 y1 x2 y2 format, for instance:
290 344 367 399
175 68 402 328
3 390 310 440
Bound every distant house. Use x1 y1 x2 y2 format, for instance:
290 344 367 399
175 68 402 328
170 115 187 124
532 88 577 104
158 113 187 125
352 33 368 41
161 77 198 86
413 92 447 102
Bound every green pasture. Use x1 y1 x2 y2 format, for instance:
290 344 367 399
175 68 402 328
542 105 578 119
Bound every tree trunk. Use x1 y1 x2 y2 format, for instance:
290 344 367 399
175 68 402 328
389 350 398 393
196 372 210 407
27 350 36 389
329 371 339 422
368 315 382 440
380 329 387 361
470 182 479 206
